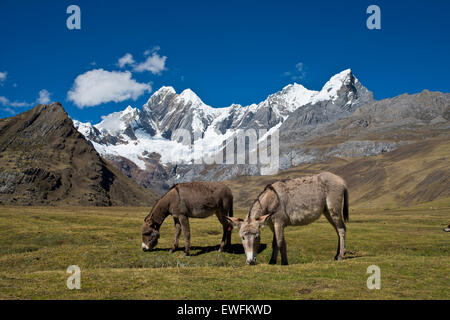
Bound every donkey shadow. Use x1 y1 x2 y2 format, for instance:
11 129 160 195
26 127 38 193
150 243 267 257
190 243 267 256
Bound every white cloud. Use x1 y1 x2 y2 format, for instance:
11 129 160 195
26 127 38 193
0 71 7 84
144 45 160 56
0 96 29 108
67 69 151 108
37 89 51 104
2 107 16 115
0 88 52 114
133 53 167 74
12 101 30 107
293 62 306 80
117 47 167 75
283 61 306 81
118 53 135 68
0 96 9 105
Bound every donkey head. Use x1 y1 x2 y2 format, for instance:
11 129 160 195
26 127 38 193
226 214 271 265
141 221 160 251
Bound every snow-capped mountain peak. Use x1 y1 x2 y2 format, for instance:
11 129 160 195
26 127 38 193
311 68 355 104
74 69 373 172
153 85 176 96
72 120 95 138
177 88 203 104
96 105 139 136
175 88 220 116
273 83 319 112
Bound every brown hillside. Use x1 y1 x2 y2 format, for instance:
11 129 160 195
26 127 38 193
0 103 158 206
224 137 450 210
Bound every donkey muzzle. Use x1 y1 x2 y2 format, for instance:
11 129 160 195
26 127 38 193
142 242 151 252
246 252 257 265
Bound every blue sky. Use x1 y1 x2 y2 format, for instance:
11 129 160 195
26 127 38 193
0 0 449 123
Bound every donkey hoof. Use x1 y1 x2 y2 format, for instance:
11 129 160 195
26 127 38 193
184 252 190 257
170 248 176 253
269 259 277 265
335 255 344 261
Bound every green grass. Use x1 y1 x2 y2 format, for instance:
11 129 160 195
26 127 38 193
0 201 449 299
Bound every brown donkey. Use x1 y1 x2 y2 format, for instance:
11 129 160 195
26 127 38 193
227 172 349 265
141 181 233 256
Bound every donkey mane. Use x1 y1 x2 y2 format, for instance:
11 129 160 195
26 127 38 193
247 183 281 219
247 187 268 219
143 191 169 222
144 184 182 222
144 210 154 222
168 184 181 200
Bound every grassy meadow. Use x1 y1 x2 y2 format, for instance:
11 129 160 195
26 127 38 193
0 198 449 299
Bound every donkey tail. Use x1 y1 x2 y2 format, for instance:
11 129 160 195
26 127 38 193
343 188 349 222
229 197 234 218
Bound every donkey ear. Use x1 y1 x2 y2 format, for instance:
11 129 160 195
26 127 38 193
225 216 244 228
256 213 272 226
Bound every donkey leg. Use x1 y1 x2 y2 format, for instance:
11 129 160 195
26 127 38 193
337 226 346 259
274 223 288 265
170 217 182 253
223 198 233 249
216 212 228 252
225 225 232 250
225 215 232 249
269 224 278 264
218 223 226 252
333 214 346 260
324 207 346 261
179 215 191 256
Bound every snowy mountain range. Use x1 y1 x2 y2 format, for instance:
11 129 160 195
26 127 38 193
75 70 370 160
74 69 377 193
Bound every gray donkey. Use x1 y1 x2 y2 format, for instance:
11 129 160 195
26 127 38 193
141 181 233 256
227 172 349 265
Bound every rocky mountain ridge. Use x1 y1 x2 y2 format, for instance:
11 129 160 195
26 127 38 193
0 103 158 205
74 69 382 193
73 70 449 195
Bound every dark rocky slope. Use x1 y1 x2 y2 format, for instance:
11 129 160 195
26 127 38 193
0 103 158 206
